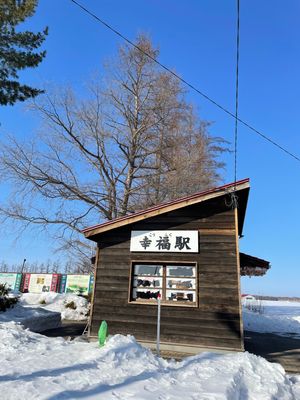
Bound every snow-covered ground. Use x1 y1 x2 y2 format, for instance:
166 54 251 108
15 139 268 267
0 292 89 332
0 305 61 332
0 296 299 398
0 323 299 400
20 292 89 321
243 300 300 337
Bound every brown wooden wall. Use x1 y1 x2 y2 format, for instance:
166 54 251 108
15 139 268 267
89 197 243 351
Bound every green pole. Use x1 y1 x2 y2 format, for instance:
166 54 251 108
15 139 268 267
98 320 108 347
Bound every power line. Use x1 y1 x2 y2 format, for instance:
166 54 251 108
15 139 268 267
70 0 300 164
234 0 240 185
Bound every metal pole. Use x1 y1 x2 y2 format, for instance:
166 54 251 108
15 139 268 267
156 293 161 356
20 258 26 273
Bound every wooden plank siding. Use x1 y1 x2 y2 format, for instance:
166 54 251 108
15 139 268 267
89 198 243 351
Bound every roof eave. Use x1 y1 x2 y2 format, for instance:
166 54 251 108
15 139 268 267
83 179 250 240
240 252 271 277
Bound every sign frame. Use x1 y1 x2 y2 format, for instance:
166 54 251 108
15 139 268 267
130 230 199 253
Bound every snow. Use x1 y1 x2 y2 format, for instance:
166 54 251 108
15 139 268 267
0 304 61 332
0 296 299 398
0 324 299 400
0 292 89 333
20 292 89 321
243 300 300 337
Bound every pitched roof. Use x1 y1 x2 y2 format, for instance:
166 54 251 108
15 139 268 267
83 178 250 240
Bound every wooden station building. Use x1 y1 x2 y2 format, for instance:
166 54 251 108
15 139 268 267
83 178 270 353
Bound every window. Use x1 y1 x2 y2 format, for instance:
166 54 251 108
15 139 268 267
130 262 197 306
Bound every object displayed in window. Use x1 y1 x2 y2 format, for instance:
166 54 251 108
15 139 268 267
131 263 197 305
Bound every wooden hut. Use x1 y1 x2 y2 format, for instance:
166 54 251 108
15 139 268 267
83 178 270 353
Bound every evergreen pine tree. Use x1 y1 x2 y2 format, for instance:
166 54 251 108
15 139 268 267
0 0 47 105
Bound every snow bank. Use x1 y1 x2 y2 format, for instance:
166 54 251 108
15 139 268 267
0 304 61 332
0 324 299 399
0 292 88 334
20 292 89 321
243 300 300 337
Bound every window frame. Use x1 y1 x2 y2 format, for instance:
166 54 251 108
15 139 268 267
128 260 198 307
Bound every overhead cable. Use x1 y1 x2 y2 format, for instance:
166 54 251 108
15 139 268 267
70 0 300 163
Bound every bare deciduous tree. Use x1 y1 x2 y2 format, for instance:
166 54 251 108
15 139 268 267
0 35 227 271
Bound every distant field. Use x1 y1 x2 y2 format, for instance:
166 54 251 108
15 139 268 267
243 299 300 337
253 295 300 302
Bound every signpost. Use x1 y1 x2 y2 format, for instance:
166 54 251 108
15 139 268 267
156 293 161 356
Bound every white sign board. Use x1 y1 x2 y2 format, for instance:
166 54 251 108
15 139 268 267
28 274 54 293
130 230 199 252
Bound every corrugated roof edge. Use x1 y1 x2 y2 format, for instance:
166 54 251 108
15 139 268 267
82 178 250 237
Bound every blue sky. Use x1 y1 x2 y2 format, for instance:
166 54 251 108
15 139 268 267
0 0 299 296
